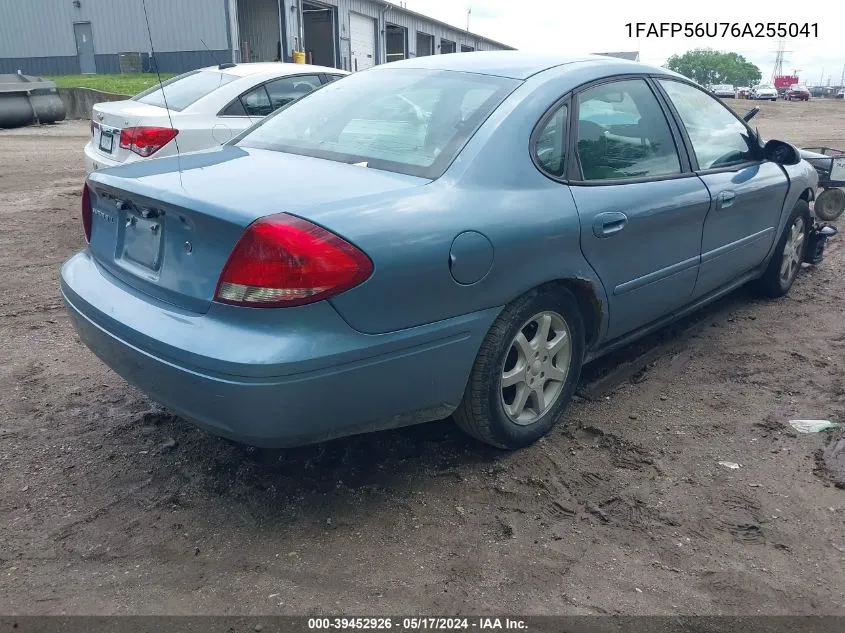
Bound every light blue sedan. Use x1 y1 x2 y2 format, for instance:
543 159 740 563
61 52 822 450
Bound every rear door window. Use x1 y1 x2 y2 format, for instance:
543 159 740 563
221 97 247 117
241 85 273 117
575 79 681 181
265 75 322 109
133 70 237 111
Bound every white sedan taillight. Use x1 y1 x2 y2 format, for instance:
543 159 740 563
119 126 179 157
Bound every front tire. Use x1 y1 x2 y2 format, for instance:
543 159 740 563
454 287 585 449
753 200 809 297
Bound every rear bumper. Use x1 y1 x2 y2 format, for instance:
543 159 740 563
84 141 121 174
60 251 499 446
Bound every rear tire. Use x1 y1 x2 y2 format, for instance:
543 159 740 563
454 287 585 449
753 200 810 297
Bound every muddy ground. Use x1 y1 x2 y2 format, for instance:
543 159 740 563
1 99 844 615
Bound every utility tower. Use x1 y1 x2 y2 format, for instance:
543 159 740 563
771 39 785 82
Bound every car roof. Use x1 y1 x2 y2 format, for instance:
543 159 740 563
198 62 348 78
375 51 669 80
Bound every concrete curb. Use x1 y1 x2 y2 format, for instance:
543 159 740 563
58 87 130 120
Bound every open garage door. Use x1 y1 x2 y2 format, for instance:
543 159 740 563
237 0 282 62
385 23 407 63
441 39 456 54
415 31 434 57
303 1 337 68
349 13 376 71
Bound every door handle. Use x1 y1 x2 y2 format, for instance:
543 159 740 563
593 212 628 238
717 190 736 209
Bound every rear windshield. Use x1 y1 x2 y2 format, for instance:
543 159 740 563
133 70 237 111
236 69 519 179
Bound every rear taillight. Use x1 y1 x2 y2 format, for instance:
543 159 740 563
214 214 373 308
82 183 92 243
119 126 178 157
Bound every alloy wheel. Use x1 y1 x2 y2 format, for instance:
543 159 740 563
780 216 805 285
500 311 572 425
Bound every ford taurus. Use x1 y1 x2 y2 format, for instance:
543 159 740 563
61 52 821 449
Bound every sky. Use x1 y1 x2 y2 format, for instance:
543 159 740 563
404 0 845 85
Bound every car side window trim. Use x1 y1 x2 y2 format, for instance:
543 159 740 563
651 77 764 174
643 76 695 173
241 84 273 118
565 75 692 186
529 93 572 182
217 73 324 118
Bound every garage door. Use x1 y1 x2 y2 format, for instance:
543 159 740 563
350 13 376 71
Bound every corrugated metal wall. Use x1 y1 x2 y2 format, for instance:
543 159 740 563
0 0 228 56
0 0 229 74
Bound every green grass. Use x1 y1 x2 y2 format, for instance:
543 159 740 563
47 73 176 96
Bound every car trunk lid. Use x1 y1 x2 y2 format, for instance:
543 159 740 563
91 100 174 163
85 146 428 313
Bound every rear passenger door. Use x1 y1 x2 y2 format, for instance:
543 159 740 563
656 79 789 297
565 77 712 340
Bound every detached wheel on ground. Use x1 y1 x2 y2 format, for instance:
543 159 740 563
454 287 585 449
753 199 810 297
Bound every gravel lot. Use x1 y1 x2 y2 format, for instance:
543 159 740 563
1 99 844 615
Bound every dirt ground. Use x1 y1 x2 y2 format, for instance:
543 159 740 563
1 98 844 616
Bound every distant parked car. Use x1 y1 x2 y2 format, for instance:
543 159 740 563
711 84 735 98
63 52 822 450
751 84 778 101
85 62 347 174
837 88 844 99
786 85 810 101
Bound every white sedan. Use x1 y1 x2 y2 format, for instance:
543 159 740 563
711 84 736 98
751 84 778 101
85 62 347 173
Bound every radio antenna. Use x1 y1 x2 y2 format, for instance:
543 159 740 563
200 39 223 68
141 0 182 177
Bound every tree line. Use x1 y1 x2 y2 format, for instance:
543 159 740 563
666 49 763 87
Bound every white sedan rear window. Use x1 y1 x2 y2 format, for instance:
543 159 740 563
133 71 237 111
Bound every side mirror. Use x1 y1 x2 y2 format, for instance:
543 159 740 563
763 139 801 166
743 107 760 122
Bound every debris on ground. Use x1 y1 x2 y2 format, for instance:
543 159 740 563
789 420 841 434
159 438 178 452
717 461 741 470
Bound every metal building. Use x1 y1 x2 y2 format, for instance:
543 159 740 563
0 0 513 76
